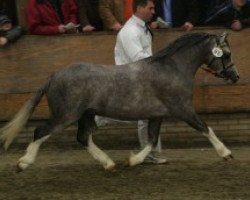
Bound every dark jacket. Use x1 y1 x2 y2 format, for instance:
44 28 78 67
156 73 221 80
76 0 103 31
154 0 201 27
242 3 250 25
0 26 23 43
0 0 18 25
27 0 78 35
201 0 250 27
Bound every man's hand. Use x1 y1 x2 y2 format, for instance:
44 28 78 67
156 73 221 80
231 20 242 31
0 37 8 46
58 25 66 33
182 22 194 31
150 21 159 29
82 25 95 32
111 22 122 31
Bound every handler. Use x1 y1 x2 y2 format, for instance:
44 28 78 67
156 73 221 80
114 0 167 164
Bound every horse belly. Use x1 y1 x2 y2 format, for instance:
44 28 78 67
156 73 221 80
96 97 169 120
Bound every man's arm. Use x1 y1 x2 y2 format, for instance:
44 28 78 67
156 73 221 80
119 29 151 61
4 26 23 43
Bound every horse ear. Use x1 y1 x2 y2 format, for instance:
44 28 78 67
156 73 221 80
220 32 228 43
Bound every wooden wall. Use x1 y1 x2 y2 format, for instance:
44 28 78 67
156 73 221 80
1 28 250 120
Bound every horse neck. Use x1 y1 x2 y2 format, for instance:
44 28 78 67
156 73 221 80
171 42 208 79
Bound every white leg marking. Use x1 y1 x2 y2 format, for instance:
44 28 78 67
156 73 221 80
17 135 50 171
203 127 231 158
129 144 152 166
87 134 115 170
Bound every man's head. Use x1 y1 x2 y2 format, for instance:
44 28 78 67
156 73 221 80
133 0 155 22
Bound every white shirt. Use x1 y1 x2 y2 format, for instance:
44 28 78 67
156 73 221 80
114 15 152 65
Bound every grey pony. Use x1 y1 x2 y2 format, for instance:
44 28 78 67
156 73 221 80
0 32 239 172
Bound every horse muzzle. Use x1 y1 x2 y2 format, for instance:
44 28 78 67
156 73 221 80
221 70 240 83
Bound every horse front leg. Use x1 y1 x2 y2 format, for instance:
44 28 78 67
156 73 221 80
183 112 233 160
203 127 233 160
128 118 162 166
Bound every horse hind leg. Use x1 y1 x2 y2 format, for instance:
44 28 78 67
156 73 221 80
17 119 74 172
17 135 50 172
128 119 162 166
77 113 115 171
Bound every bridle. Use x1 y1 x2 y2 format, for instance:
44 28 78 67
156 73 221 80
202 55 234 78
201 41 234 79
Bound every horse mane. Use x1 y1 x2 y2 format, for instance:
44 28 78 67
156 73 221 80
149 32 213 62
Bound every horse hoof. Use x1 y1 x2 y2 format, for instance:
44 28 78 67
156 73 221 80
16 161 29 173
128 151 147 166
105 164 116 172
223 154 234 161
128 156 143 167
16 162 24 173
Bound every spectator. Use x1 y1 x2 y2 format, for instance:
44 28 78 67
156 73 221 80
241 1 250 26
27 0 78 35
0 14 23 46
114 0 167 164
200 0 250 31
153 0 201 31
76 0 103 32
99 0 157 31
99 0 125 31
0 0 18 25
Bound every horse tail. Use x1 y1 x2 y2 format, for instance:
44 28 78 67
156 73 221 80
0 79 51 150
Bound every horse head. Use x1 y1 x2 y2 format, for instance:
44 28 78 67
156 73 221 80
205 32 240 83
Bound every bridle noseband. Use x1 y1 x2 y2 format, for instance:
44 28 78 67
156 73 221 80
203 56 234 78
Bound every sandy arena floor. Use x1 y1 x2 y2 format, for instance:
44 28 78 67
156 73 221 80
0 147 250 200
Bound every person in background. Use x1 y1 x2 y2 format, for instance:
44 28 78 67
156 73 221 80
76 0 103 32
241 1 250 27
0 14 23 46
99 0 158 31
27 0 78 35
114 0 167 164
153 0 201 31
0 0 18 25
99 0 126 31
200 0 250 31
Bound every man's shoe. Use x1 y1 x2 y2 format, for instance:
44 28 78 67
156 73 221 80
143 153 167 164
